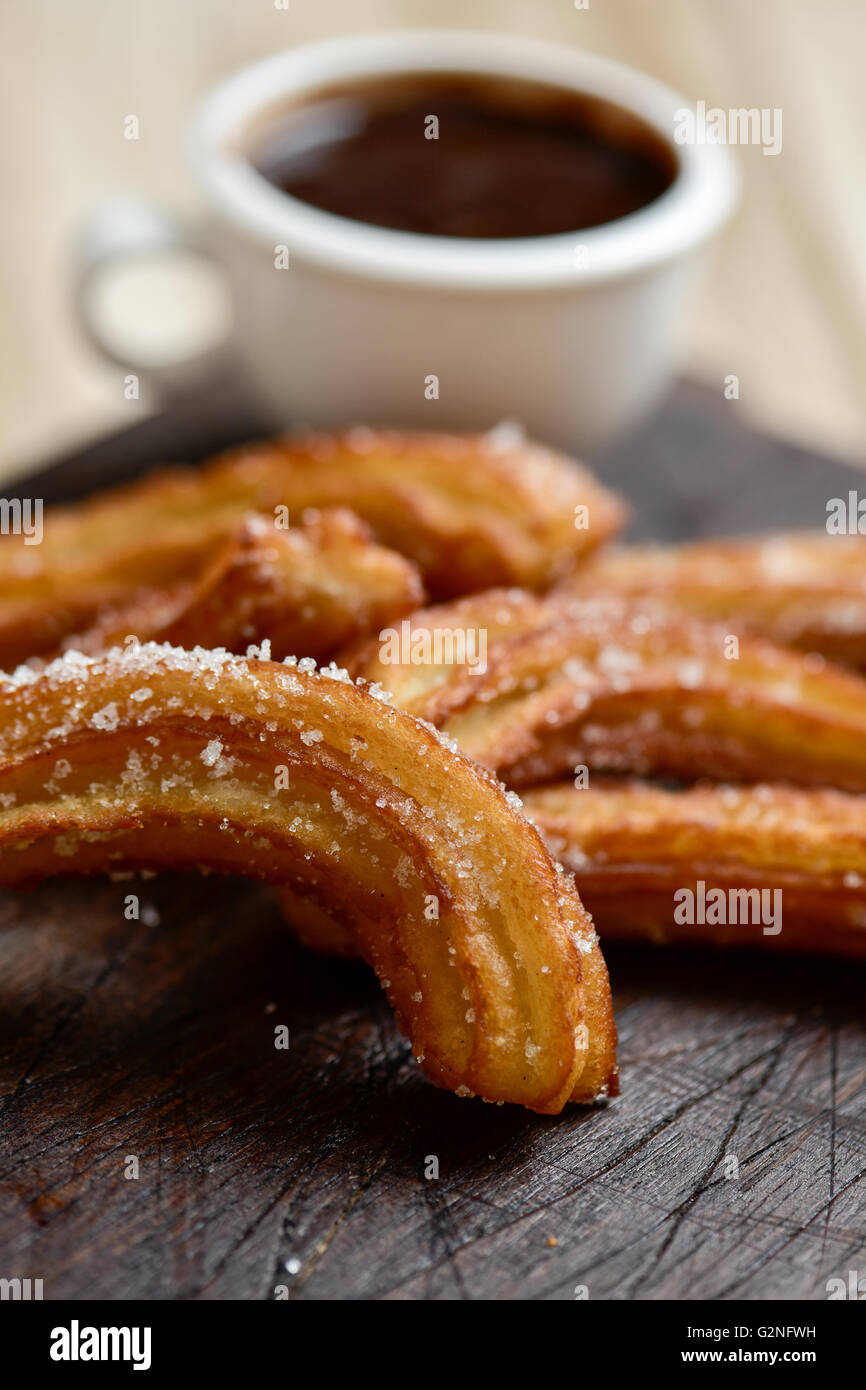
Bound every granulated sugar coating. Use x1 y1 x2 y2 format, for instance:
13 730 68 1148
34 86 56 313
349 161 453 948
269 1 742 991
351 591 866 792
570 531 866 671
0 639 617 1114
524 777 866 958
0 431 626 638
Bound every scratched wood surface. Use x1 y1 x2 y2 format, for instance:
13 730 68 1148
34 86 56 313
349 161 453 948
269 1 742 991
1 381 864 1301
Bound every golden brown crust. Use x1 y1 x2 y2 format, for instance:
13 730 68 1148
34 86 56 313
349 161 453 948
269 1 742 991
278 886 359 957
56 508 424 665
0 430 625 644
0 642 616 1112
0 589 121 673
347 591 866 790
277 868 618 1104
569 533 866 669
524 779 866 959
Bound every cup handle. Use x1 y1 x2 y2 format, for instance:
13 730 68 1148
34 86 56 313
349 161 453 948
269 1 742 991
73 199 234 400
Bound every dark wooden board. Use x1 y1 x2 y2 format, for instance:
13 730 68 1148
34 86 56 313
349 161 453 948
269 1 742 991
2 382 865 1301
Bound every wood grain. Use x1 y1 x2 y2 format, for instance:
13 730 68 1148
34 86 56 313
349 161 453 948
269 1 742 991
2 878 863 1300
0 382 864 1300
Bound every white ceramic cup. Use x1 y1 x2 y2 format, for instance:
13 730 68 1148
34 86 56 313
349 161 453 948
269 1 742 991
76 30 738 450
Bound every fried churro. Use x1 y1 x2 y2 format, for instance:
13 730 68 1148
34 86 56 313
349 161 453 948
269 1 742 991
524 779 866 958
569 532 866 669
0 642 617 1112
56 508 424 665
0 429 624 646
347 591 866 790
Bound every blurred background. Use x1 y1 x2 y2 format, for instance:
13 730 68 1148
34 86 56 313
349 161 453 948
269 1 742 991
1 0 864 480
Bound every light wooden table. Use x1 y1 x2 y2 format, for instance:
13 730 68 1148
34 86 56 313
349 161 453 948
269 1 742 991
1 0 864 479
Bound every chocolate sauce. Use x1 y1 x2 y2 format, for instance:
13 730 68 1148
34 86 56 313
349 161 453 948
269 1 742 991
252 73 678 239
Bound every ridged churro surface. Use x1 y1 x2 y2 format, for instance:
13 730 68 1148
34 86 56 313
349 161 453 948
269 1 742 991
570 532 866 668
349 591 866 790
0 642 617 1112
525 779 866 958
